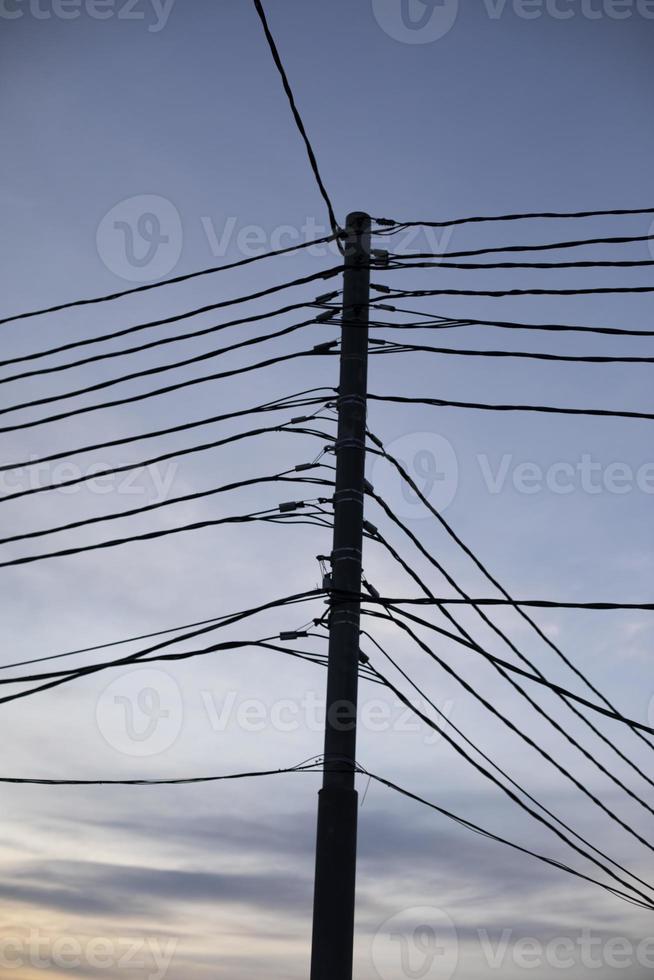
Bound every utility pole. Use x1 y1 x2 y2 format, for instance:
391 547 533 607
310 211 371 980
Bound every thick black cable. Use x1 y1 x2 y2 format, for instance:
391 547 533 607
0 235 337 328
369 393 654 422
369 304 654 337
375 284 654 298
251 0 340 239
381 232 653 258
374 206 654 230
0 762 328 786
368 430 654 755
369 340 654 365
387 258 654 270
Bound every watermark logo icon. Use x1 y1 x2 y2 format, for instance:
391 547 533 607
372 906 459 980
372 431 459 519
96 194 182 282
96 668 183 757
372 0 459 43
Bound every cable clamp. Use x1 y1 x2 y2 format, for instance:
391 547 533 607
279 500 306 513
371 283 392 294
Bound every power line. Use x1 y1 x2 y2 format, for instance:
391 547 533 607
369 304 654 337
387 258 654 270
369 339 654 365
380 233 653 257
0 761 327 786
373 205 654 230
251 0 340 239
369 393 654 422
373 283 654 298
0 234 338 328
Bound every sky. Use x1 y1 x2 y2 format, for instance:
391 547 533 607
1 0 654 977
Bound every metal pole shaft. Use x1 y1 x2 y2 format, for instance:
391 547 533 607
310 211 370 980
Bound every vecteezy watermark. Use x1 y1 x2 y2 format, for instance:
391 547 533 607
371 431 654 517
96 668 184 757
0 0 176 31
371 906 459 980
0 459 177 500
96 197 457 284
372 0 654 43
475 928 654 970
371 432 460 520
371 915 654 976
0 932 177 979
372 0 460 44
97 679 455 756
96 195 183 282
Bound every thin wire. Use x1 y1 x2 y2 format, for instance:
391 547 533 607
380 232 653 257
251 0 340 239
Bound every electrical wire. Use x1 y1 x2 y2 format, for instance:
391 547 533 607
251 0 340 239
368 304 654 337
379 232 653 257
368 339 654 365
0 235 338 328
373 206 654 230
386 258 654 270
368 393 654 422
373 283 654 298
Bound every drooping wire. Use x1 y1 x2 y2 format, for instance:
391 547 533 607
373 206 654 230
